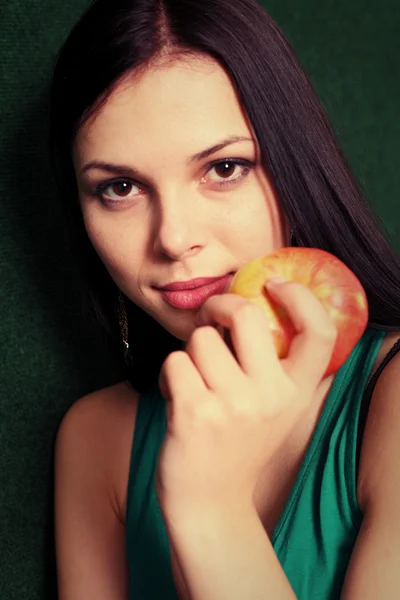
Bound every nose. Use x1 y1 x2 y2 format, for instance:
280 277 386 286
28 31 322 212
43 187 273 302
152 190 203 260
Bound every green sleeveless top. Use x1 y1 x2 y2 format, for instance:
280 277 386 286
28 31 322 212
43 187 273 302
126 327 386 599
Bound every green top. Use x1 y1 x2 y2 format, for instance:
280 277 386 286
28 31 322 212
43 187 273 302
126 327 385 599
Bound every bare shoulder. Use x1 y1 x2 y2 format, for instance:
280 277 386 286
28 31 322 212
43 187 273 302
58 380 139 433
358 330 400 510
56 381 140 522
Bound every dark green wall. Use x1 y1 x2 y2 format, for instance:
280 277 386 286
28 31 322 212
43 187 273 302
265 0 400 244
0 1 398 598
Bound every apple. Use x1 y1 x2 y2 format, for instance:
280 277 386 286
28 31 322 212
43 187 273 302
228 247 368 376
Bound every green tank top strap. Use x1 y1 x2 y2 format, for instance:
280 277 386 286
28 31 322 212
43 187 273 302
271 327 385 598
126 387 177 598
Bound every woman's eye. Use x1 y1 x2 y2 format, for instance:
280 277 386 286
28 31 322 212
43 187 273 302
95 179 140 203
205 160 252 186
94 160 253 205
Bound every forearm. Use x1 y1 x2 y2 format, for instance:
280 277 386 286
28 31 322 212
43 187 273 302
164 508 297 600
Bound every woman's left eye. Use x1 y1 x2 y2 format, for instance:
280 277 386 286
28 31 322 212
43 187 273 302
205 159 253 187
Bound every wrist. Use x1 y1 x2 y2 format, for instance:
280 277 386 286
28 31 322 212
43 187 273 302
161 506 296 600
162 501 262 553
161 499 257 534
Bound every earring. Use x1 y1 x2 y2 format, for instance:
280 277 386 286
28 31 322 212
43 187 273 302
117 292 132 366
289 229 294 246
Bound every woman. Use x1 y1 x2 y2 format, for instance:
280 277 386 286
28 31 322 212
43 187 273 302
50 0 400 598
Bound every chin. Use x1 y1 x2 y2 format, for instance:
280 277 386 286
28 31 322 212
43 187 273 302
153 310 197 344
166 321 196 344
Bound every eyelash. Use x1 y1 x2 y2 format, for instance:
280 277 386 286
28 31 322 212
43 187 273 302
94 158 254 205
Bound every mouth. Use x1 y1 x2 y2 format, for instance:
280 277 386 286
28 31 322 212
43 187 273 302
156 273 235 310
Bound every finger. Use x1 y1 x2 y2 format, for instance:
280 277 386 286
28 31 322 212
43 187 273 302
159 351 207 419
196 294 281 381
265 279 337 386
185 325 246 394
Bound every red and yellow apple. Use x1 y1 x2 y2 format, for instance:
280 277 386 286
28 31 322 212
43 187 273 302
228 247 368 376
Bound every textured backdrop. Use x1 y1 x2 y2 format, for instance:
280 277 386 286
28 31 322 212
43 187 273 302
0 1 399 598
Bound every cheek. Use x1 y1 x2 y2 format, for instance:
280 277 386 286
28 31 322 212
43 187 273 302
222 195 277 250
82 210 138 276
83 213 112 262
242 183 285 251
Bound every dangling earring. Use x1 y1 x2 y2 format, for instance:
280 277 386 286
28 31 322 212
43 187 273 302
117 292 133 367
289 229 294 246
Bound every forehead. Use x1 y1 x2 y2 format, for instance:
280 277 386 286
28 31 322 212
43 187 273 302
74 56 254 161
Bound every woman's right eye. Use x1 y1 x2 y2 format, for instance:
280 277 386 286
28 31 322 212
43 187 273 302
95 179 141 204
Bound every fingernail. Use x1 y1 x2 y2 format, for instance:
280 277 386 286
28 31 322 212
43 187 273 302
266 277 286 287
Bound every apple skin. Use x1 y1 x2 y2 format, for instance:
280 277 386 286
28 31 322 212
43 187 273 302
228 247 369 376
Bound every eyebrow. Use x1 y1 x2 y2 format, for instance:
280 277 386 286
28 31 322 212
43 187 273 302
79 135 254 177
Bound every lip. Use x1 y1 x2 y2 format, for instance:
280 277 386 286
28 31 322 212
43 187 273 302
157 273 234 310
158 276 231 291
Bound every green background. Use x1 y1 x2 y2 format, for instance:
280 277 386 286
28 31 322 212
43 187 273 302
0 1 398 598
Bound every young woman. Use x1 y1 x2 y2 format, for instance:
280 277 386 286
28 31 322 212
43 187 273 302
50 0 400 598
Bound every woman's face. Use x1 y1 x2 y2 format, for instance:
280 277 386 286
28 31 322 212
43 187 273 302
74 55 288 342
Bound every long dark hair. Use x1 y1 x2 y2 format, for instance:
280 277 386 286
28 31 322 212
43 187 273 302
49 0 400 392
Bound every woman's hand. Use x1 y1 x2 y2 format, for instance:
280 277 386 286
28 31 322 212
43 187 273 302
156 278 337 523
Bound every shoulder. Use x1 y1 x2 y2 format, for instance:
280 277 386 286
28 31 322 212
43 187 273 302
56 381 140 522
341 333 400 597
57 380 139 433
358 331 400 511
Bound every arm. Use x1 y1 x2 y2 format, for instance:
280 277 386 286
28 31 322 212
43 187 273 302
55 384 137 600
164 506 296 600
341 349 400 598
166 350 400 600
156 280 339 600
